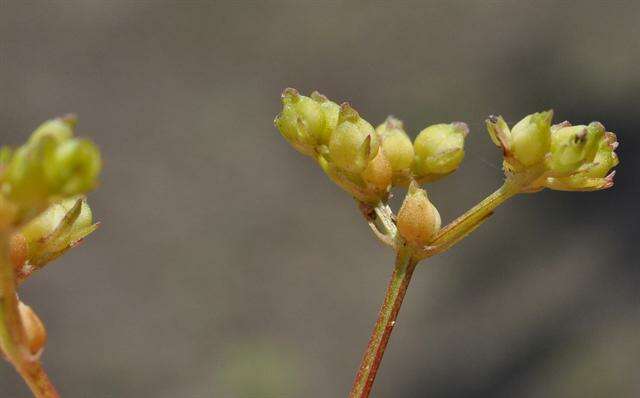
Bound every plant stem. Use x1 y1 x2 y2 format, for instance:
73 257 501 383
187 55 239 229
349 244 418 398
425 182 520 255
0 230 59 398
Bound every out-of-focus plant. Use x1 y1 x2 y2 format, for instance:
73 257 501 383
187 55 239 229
0 115 101 398
274 89 619 398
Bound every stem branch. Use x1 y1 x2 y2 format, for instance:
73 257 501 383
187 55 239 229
422 182 520 257
349 245 418 398
0 230 59 398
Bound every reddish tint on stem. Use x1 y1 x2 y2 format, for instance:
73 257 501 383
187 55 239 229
349 247 417 398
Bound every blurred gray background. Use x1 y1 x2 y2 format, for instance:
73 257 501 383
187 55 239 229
1 1 639 397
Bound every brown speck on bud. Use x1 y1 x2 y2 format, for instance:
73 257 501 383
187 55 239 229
18 301 47 356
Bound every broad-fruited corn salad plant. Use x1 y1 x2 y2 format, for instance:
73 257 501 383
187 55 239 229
0 116 101 398
275 88 619 398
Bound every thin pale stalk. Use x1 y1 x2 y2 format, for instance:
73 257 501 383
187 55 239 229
349 245 418 398
0 230 59 398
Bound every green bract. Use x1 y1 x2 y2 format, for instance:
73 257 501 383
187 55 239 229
19 196 98 267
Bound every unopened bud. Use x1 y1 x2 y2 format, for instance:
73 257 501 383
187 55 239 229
328 104 378 174
362 149 392 191
18 301 47 356
19 197 97 267
311 91 341 145
44 139 102 196
397 182 441 247
376 117 414 174
275 88 341 155
510 110 552 166
1 116 101 207
485 115 511 153
547 122 604 175
413 122 468 179
544 129 619 191
29 116 75 145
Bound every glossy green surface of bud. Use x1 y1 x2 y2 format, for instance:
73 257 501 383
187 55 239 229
328 104 378 174
544 130 619 191
510 110 552 166
376 117 414 173
547 122 604 175
44 139 102 196
1 116 101 209
311 91 340 145
413 122 468 177
274 88 342 156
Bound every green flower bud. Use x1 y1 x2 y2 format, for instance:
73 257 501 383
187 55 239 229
274 102 314 155
328 103 378 174
362 149 392 192
485 115 511 154
311 91 341 145
274 88 341 155
18 197 98 267
397 182 441 247
546 121 604 175
44 139 102 196
510 110 552 166
413 122 468 179
1 117 101 207
2 139 55 205
29 115 75 145
544 130 619 191
587 132 619 178
376 117 414 174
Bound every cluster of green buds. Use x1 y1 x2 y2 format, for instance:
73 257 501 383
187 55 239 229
486 111 619 192
274 88 468 204
0 116 101 277
275 90 622 398
0 115 101 215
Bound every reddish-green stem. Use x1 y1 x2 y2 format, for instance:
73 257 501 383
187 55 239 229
0 230 60 398
349 245 417 398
